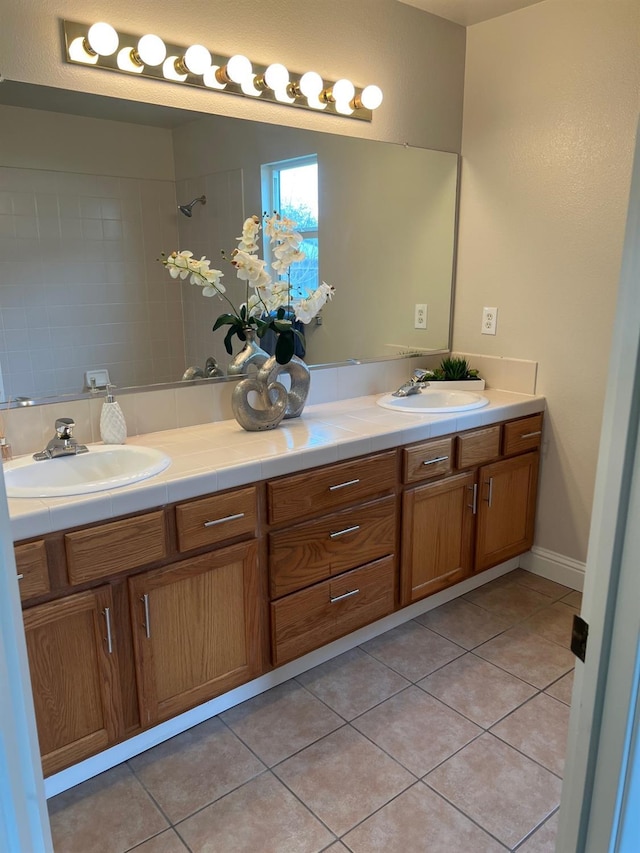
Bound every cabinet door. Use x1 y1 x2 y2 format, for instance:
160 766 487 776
401 471 476 605
23 587 124 776
130 541 262 726
475 451 539 572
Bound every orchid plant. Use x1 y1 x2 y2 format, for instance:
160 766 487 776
161 213 334 365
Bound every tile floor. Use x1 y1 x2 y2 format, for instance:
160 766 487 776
48 569 580 852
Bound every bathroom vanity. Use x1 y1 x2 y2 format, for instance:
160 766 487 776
9 390 544 779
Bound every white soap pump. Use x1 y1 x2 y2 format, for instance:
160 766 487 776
100 384 127 445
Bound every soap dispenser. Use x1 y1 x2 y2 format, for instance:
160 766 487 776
100 385 127 445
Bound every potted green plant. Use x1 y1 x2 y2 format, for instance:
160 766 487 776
418 357 485 390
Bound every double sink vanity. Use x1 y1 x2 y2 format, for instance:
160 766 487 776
7 386 545 782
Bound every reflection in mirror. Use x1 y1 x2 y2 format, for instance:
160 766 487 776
0 83 458 406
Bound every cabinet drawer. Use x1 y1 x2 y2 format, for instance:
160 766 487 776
267 452 396 525
65 511 167 585
271 556 396 666
456 426 501 469
403 438 453 484
503 414 543 456
176 487 257 552
269 495 396 598
15 540 50 601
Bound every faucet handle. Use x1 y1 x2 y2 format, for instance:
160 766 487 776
55 418 75 439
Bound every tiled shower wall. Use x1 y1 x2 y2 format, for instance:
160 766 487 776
0 166 185 403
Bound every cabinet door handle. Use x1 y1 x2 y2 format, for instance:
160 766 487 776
204 512 245 528
329 478 360 491
141 594 151 639
520 430 542 439
330 588 360 603
16 573 24 580
467 483 478 514
330 525 361 539
422 455 449 466
103 607 113 654
483 477 494 508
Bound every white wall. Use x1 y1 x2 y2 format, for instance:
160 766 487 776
454 0 640 564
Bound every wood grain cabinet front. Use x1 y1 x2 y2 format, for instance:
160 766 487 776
23 586 124 776
175 486 257 552
129 541 262 727
14 540 50 601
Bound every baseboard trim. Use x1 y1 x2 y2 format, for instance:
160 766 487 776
44 558 519 798
520 547 585 591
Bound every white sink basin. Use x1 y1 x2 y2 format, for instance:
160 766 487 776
4 445 171 498
377 389 490 414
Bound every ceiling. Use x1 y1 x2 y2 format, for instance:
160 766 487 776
398 0 545 26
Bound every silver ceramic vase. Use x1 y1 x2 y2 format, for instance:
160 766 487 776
230 351 311 431
263 354 310 419
226 328 269 376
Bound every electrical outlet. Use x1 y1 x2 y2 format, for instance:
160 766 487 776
414 303 428 329
482 306 498 335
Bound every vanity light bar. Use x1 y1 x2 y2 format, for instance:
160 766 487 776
62 20 384 122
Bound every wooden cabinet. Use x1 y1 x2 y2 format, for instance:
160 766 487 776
475 452 539 572
23 586 123 776
15 540 50 601
129 541 261 726
401 471 475 605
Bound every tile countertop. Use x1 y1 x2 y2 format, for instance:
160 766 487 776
7 390 545 541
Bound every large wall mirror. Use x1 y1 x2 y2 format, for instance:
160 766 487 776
0 82 458 406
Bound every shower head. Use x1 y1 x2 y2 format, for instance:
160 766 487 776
178 195 207 217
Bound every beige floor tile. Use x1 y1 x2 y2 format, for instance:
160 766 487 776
360 620 464 682
128 717 265 823
545 670 575 705
561 589 583 609
523 601 578 648
297 647 410 720
505 569 572 600
464 580 552 623
517 810 559 852
418 653 537 728
273 725 414 836
48 764 168 853
343 782 506 852
221 680 343 766
416 597 510 649
176 772 334 853
491 693 570 777
323 844 350 852
474 626 574 689
129 829 189 852
426 733 562 849
352 686 481 776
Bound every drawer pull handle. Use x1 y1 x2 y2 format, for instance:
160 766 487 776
483 477 494 508
330 588 360 603
16 573 24 581
204 512 245 528
467 483 478 515
520 430 542 439
329 478 360 492
422 455 449 466
103 607 113 655
330 525 361 539
141 594 151 639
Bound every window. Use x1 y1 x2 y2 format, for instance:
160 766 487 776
262 155 318 297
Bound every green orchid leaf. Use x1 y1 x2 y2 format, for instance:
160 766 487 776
213 313 240 331
275 331 295 364
223 326 236 355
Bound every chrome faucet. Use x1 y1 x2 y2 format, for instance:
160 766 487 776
33 418 89 461
392 369 430 397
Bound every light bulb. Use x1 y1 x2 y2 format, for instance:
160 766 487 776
241 75 262 96
162 56 188 82
184 44 211 75
87 22 119 56
335 99 354 116
226 54 252 83
68 36 99 64
359 84 383 110
137 34 166 66
299 71 324 99
264 63 289 90
331 78 355 103
203 66 227 89
117 47 143 73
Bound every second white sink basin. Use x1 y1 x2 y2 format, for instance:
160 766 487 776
377 389 490 414
4 445 171 498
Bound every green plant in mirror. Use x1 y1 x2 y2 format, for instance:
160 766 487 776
421 357 481 381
